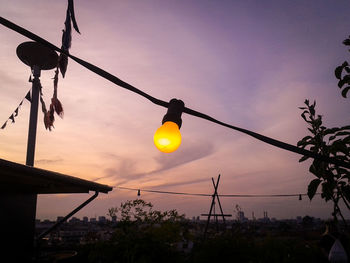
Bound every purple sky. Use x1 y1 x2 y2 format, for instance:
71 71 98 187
1 0 350 220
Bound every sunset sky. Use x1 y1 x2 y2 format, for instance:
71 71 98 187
1 0 350 221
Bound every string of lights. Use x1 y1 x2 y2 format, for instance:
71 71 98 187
117 186 320 199
1 16 349 169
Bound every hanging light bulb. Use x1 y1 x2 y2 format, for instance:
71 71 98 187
154 99 184 153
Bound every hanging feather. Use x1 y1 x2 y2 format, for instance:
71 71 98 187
40 96 47 114
51 69 64 118
68 0 80 34
39 91 52 130
44 111 54 131
44 104 55 131
51 97 64 118
59 4 72 78
62 8 72 50
59 53 68 78
53 69 59 90
49 104 55 123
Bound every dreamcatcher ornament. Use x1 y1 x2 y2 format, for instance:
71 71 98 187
0 0 79 131
39 0 80 131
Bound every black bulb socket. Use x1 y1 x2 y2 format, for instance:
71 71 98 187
162 99 185 129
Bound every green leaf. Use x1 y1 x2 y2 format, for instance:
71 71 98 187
341 86 350 98
335 131 350 136
343 38 350 46
297 136 313 147
321 182 333 202
324 127 339 136
309 164 321 178
329 135 337 141
308 128 315 134
335 65 344 79
299 155 309 162
309 106 315 116
331 141 349 155
341 185 350 203
343 135 350 143
301 112 308 122
308 179 321 200
338 75 350 89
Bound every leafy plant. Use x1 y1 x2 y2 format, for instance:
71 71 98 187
109 199 185 223
335 36 350 98
101 200 188 263
298 100 350 223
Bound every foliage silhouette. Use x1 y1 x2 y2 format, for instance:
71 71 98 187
335 36 350 98
298 100 350 223
298 35 350 224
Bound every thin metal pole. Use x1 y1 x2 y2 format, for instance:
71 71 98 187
213 175 226 225
37 191 99 240
203 193 216 239
203 176 220 239
26 65 40 167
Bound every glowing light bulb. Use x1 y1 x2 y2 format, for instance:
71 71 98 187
154 121 182 153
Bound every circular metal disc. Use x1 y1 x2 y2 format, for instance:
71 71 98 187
16 41 58 70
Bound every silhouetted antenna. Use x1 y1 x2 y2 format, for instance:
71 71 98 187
201 175 232 239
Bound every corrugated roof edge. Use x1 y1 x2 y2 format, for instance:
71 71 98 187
0 158 113 194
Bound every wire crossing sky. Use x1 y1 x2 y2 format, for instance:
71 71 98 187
1 16 349 169
118 186 318 198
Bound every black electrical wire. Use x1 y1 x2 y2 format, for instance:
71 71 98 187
119 186 210 197
1 16 349 169
118 186 319 198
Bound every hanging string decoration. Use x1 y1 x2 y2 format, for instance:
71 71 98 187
1 88 31 130
42 0 80 130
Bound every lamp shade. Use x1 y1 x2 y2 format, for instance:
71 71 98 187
154 121 181 153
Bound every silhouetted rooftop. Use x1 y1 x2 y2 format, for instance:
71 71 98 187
0 158 112 194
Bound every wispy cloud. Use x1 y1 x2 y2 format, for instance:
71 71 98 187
101 140 215 186
151 177 211 189
36 158 63 164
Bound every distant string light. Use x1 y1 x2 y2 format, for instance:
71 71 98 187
1 16 349 169
117 186 319 199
